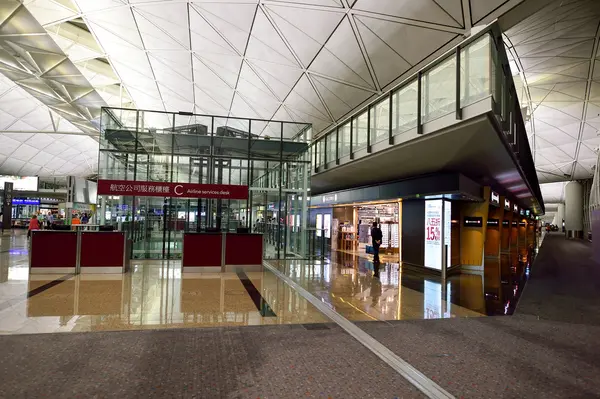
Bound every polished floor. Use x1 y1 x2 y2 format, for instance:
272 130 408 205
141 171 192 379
1 232 596 399
0 229 533 335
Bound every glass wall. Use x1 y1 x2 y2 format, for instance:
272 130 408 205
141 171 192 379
99 107 311 260
310 24 542 211
370 97 390 145
312 29 499 169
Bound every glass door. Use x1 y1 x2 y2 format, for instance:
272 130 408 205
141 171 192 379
133 195 166 260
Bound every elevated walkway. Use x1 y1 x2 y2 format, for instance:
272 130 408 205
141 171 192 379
311 24 543 214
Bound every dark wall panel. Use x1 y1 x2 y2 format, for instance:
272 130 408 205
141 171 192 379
402 200 425 266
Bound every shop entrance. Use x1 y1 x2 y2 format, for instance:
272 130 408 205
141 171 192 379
319 201 402 262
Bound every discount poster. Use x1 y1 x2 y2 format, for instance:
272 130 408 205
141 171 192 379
424 200 442 269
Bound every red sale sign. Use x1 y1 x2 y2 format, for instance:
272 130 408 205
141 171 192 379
424 200 443 270
426 216 441 242
97 180 248 200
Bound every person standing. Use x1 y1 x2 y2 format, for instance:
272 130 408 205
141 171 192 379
371 221 382 263
46 212 54 229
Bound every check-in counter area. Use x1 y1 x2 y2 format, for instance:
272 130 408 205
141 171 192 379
182 232 263 272
30 230 129 274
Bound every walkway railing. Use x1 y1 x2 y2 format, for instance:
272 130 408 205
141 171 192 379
311 23 543 211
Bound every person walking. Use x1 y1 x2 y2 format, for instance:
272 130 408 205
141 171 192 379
371 221 382 263
28 214 40 239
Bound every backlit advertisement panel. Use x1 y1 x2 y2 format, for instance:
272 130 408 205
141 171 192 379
316 214 323 237
444 200 451 267
0 176 38 192
424 200 442 270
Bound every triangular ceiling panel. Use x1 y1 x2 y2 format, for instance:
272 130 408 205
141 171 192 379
470 0 510 24
236 62 280 111
355 15 457 66
284 74 331 122
245 8 301 68
264 4 344 67
195 53 242 88
189 7 238 56
248 59 303 100
271 0 343 7
355 17 411 88
133 3 190 50
353 0 461 27
312 75 373 120
192 3 256 54
24 0 79 27
310 16 374 90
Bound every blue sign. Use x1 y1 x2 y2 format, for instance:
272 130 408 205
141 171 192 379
12 198 40 205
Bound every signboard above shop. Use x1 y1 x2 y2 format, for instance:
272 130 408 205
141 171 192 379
490 191 500 206
464 216 483 227
12 198 40 205
487 218 499 227
513 204 518 213
0 176 38 192
504 199 510 210
321 194 337 204
97 180 249 200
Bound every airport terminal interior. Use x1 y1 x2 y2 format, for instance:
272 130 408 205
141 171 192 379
1 0 600 398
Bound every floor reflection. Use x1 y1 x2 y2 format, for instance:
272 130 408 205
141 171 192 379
0 229 540 335
0 266 328 335
484 247 534 316
270 241 538 322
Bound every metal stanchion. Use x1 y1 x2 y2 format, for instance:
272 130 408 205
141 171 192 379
75 229 82 275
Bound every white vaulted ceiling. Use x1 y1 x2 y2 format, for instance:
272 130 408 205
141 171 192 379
1 0 531 177
71 0 524 135
505 0 600 185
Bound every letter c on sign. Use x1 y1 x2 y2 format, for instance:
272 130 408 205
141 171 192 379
174 185 184 196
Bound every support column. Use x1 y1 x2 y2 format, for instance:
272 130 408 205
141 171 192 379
565 181 583 239
557 203 565 232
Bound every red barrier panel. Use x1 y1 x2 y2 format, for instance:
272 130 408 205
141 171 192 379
80 232 125 272
225 234 263 266
30 231 77 273
182 233 222 270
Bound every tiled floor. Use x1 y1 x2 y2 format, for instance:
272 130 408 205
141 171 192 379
0 229 535 335
267 254 485 322
0 231 329 334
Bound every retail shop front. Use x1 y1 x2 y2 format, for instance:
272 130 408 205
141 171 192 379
310 173 483 273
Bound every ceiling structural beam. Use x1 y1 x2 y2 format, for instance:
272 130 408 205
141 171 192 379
0 130 98 136
249 5 293 103
344 0 381 92
570 20 600 179
226 5 259 117
461 0 472 32
127 4 168 114
260 0 345 12
258 3 334 121
351 9 467 35
187 2 196 116
49 110 57 132
307 70 379 94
